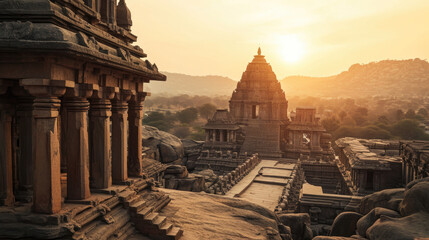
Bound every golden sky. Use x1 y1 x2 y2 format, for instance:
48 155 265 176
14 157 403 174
127 0 429 80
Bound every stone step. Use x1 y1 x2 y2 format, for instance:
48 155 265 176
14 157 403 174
144 212 159 222
117 190 137 202
166 227 184 240
153 215 167 227
124 195 141 207
137 205 155 218
129 199 147 212
159 223 173 235
107 222 135 240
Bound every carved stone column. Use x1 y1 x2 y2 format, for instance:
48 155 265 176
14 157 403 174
20 78 74 214
128 92 146 177
111 90 131 183
63 84 96 200
0 88 14 206
89 87 117 189
15 96 34 202
205 130 210 142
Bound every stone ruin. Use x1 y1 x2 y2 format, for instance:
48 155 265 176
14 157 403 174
334 138 403 195
193 149 248 175
201 49 335 161
163 165 206 192
283 108 335 161
204 154 261 195
0 0 182 239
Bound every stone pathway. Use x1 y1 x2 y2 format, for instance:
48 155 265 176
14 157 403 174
225 160 278 197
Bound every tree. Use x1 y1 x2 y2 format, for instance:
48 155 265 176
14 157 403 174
405 109 416 119
338 110 347 121
321 116 340 132
198 103 217 120
352 107 368 126
342 116 356 126
417 108 428 117
377 115 389 125
176 107 198 124
143 111 173 131
390 119 429 140
395 109 404 121
172 126 191 139
143 111 165 123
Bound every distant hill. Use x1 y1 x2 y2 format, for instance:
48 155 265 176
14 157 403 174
281 59 429 97
148 59 429 98
146 72 237 96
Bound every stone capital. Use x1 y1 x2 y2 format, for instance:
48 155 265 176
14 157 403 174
113 89 134 102
129 91 149 103
91 86 118 100
64 83 99 99
19 79 75 98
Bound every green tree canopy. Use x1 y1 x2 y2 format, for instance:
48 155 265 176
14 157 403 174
390 119 429 140
321 116 340 132
176 107 198 124
405 109 416 119
172 126 191 139
417 108 428 117
197 103 217 120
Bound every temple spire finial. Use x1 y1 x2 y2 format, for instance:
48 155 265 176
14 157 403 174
257 47 261 56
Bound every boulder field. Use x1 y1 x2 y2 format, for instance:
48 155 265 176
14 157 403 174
319 177 429 240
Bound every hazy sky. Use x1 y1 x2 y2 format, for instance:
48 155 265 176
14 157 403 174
127 0 429 80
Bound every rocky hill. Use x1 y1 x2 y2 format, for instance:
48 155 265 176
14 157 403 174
281 59 429 98
146 72 237 96
147 59 429 98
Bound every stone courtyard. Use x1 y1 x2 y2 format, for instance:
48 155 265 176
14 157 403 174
1 1 429 240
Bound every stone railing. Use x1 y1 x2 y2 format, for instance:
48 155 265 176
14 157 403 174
274 162 305 213
205 154 260 195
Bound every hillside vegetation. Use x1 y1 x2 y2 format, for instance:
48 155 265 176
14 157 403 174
146 72 237 96
281 59 429 97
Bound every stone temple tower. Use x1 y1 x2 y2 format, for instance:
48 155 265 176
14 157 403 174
229 48 289 157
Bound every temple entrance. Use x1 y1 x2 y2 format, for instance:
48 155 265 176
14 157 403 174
252 105 259 119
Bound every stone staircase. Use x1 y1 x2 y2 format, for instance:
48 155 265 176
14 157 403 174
121 187 183 240
70 179 183 240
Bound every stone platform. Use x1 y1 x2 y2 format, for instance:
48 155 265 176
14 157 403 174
226 159 304 212
0 178 183 240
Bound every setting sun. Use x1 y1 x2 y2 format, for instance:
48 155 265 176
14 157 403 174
277 35 306 64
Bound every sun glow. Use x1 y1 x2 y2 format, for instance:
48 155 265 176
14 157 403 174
277 35 306 64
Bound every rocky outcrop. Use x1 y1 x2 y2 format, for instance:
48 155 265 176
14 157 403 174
328 177 429 240
399 181 429 216
356 207 400 237
278 213 313 240
358 188 404 215
330 212 363 237
159 188 282 240
164 165 206 192
142 126 184 164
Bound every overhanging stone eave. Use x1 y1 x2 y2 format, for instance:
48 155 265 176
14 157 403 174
0 9 143 57
0 40 166 81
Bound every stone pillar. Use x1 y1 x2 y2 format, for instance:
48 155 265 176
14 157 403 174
63 84 95 200
111 90 131 183
205 130 210 142
89 87 116 189
212 130 216 142
20 78 74 214
15 97 34 202
220 130 224 142
128 92 146 177
0 99 14 206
